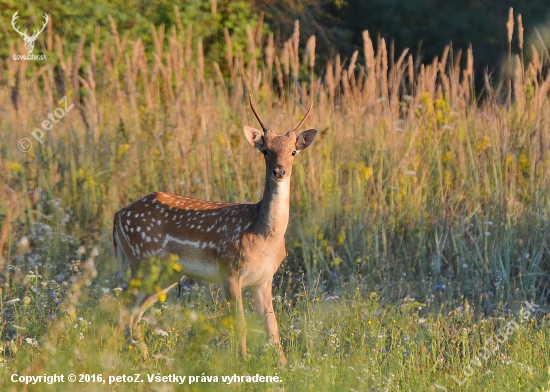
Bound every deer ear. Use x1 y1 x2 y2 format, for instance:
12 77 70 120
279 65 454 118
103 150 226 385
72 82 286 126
243 126 264 149
296 129 318 151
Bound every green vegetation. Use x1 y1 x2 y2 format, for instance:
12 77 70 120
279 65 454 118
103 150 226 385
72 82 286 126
0 0 260 64
3 0 550 77
0 4 549 391
1 270 549 391
336 0 550 74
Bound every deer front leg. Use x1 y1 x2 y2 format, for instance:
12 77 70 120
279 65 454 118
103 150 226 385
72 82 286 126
252 279 287 366
222 278 248 359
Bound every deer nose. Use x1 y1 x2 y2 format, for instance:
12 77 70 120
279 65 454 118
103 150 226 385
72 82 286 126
272 165 286 179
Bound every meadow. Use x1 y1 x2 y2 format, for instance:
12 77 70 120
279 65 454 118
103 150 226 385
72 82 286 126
0 8 549 391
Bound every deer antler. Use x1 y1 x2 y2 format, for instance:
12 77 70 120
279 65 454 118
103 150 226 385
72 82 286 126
292 103 313 132
11 12 48 40
11 11 28 39
248 94 268 133
30 13 49 40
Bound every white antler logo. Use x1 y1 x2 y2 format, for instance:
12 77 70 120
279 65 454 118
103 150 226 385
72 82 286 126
11 11 49 54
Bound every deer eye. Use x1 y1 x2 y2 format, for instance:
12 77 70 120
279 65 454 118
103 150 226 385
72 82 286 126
291 151 297 156
261 150 268 155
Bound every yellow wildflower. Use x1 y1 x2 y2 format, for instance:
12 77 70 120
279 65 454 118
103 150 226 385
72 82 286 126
117 143 130 157
476 135 491 151
158 292 167 303
10 162 22 173
86 176 95 187
129 279 141 288
505 154 514 166
518 153 530 172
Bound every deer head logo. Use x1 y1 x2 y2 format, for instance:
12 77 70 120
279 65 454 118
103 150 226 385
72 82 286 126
11 11 49 54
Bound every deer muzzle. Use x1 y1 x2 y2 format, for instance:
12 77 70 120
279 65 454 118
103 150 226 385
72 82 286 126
272 165 286 180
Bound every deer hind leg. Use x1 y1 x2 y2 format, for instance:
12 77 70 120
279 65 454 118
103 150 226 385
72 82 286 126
128 282 179 337
222 277 247 359
252 279 286 366
113 230 140 340
124 283 178 359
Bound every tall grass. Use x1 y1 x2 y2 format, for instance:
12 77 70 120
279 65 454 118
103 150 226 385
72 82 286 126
1 8 550 292
0 7 549 391
2 8 549 305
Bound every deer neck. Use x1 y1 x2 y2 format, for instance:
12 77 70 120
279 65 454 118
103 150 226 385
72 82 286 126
255 172 291 239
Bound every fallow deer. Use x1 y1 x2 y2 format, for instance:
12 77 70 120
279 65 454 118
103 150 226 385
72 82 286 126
113 96 317 365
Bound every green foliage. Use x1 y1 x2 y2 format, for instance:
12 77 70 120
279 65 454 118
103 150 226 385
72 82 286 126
0 0 260 64
1 271 548 391
334 0 550 81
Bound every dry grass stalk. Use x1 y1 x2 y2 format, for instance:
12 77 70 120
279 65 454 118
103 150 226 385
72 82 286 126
185 25 193 70
531 45 541 74
282 41 290 78
506 8 514 46
174 5 184 35
378 38 389 101
266 33 275 77
348 50 358 100
46 10 53 51
436 46 450 101
126 54 142 134
81 65 99 142
197 39 205 86
439 45 450 75
246 25 258 90
151 25 164 66
274 55 284 96
426 58 438 102
291 21 300 79
341 69 350 98
73 36 85 91
450 49 462 103
462 47 474 104
362 30 375 71
223 28 234 78
407 54 414 94
210 0 217 16
213 62 226 90
306 35 316 70
518 15 524 51
325 60 335 101
388 49 409 118
513 55 525 112
334 55 342 99
483 71 493 100
0 190 18 271
169 27 182 81
108 15 121 52
253 13 264 46
506 8 514 105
